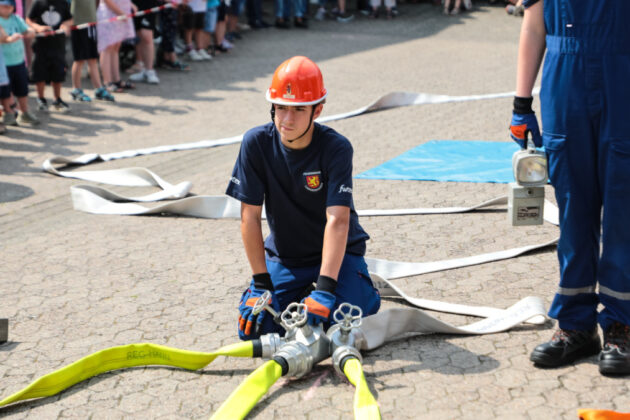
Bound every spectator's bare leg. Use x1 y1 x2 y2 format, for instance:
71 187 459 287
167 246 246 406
87 59 103 89
194 29 207 51
71 60 85 90
52 82 62 100
35 82 45 100
100 42 122 86
134 43 144 70
1 98 13 114
138 29 155 71
111 43 122 83
226 14 238 35
164 51 176 63
215 20 226 45
185 28 194 49
100 45 113 86
338 0 346 13
369 0 378 15
17 95 30 113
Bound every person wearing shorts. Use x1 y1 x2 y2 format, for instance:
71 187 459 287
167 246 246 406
184 0 211 60
129 0 160 83
211 0 232 53
27 0 73 112
225 0 245 41
202 0 218 53
70 0 115 102
0 0 38 126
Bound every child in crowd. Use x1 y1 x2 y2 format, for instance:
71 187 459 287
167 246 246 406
184 0 211 60
26 0 73 112
224 0 244 42
0 0 39 126
203 0 220 53
129 0 160 83
159 0 189 70
213 1 232 52
70 0 115 102
0 25 10 133
97 0 136 92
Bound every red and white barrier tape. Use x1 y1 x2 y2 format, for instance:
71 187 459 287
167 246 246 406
35 3 174 38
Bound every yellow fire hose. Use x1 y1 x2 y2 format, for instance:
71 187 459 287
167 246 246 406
210 360 283 420
578 409 630 420
343 358 381 420
0 341 253 408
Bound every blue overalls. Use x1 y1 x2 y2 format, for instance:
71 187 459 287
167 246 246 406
539 0 630 330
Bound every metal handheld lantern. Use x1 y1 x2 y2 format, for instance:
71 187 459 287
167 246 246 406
508 138 548 226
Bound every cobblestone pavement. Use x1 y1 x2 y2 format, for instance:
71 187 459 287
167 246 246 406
1 2 627 419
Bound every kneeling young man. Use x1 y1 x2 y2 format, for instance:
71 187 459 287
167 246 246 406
226 56 381 340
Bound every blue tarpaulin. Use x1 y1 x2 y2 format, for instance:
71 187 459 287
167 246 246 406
355 140 521 183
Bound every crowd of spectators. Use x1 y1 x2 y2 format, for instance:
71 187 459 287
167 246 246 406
0 0 500 135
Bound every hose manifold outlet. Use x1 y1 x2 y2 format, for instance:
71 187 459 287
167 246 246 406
272 341 313 378
332 345 362 376
259 333 286 359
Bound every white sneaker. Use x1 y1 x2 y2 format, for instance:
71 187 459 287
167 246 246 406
129 70 147 82
197 49 213 60
221 39 234 49
188 49 203 61
145 69 160 84
463 0 472 10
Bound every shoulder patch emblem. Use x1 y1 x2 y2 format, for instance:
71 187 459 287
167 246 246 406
303 171 323 192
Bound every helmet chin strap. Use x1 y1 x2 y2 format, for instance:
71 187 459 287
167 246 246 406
271 104 317 144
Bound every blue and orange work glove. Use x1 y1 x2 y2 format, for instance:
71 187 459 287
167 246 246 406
509 96 542 149
238 273 280 340
302 275 337 326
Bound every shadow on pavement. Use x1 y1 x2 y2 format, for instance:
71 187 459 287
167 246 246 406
0 182 34 203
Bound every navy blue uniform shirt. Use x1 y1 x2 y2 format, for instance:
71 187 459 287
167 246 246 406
226 122 369 267
522 0 538 8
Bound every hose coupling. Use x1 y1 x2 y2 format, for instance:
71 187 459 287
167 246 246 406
272 341 313 378
332 345 362 376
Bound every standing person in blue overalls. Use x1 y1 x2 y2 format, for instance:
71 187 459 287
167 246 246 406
226 56 381 340
510 0 630 374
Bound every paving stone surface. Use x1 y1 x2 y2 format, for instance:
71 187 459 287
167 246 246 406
1 2 626 419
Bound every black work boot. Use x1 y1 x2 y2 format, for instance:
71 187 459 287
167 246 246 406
530 328 601 367
599 322 630 375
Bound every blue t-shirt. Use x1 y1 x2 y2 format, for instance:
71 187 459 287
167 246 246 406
226 122 369 267
0 14 28 66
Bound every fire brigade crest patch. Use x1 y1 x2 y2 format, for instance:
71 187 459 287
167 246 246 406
304 171 323 191
283 83 295 99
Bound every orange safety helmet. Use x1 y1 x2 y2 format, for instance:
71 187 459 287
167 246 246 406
266 56 328 106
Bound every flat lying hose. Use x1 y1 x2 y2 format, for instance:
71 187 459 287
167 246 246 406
43 89 533 173
210 360 283 420
343 358 381 420
0 341 253 408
